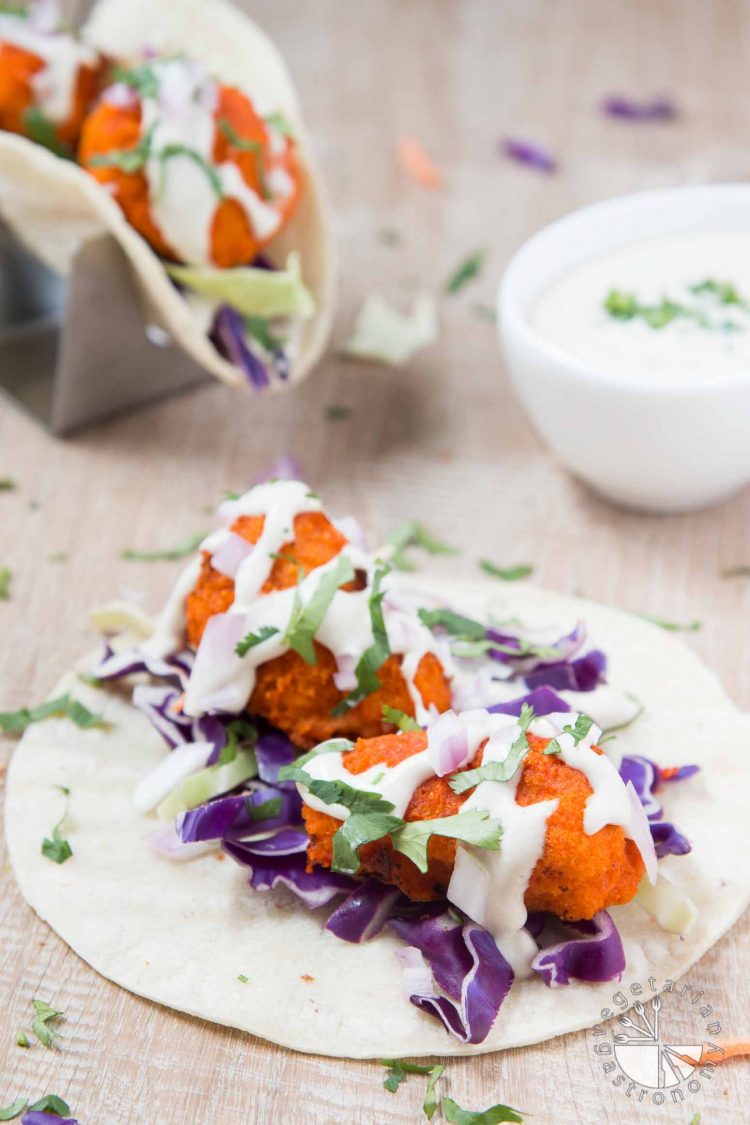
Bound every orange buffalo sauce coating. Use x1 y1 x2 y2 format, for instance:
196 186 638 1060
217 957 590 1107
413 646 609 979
184 511 452 748
0 41 103 148
79 83 300 267
303 731 645 920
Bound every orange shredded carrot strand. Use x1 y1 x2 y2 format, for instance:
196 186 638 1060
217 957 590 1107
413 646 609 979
673 1038 750 1067
397 137 443 189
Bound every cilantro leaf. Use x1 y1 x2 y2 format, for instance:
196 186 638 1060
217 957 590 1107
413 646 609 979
445 249 487 295
15 1032 29 1048
41 825 72 864
235 625 279 657
332 811 403 873
264 111 294 137
30 999 64 1048
0 694 103 734
122 529 207 561
158 144 223 199
283 555 355 665
333 564 391 711
0 567 11 599
278 738 353 774
218 117 270 198
89 123 155 173
479 560 534 582
544 713 595 755
23 106 70 158
27 1096 71 1117
387 521 457 571
0 1099 27 1121
237 973 249 984
450 704 535 793
246 796 282 822
442 1096 524 1124
392 809 502 873
380 1060 445 1117
244 316 286 354
281 766 395 815
218 719 257 765
382 705 421 731
0 477 16 490
417 607 486 641
113 61 160 98
638 613 701 632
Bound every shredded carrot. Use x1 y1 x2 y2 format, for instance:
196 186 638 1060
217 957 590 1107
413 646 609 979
397 137 443 189
169 693 186 713
673 1038 750 1067
659 766 681 781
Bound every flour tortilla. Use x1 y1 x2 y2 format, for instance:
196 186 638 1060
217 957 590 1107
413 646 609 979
6 577 750 1059
0 0 335 389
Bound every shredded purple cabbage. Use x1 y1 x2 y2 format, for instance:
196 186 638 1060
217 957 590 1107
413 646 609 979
602 94 677 122
132 683 230 762
524 649 607 693
501 137 556 173
22 1116 78 1125
325 877 401 943
177 782 301 843
389 913 514 1044
530 910 625 988
224 836 358 907
210 305 272 390
92 641 193 688
619 754 697 858
489 685 570 717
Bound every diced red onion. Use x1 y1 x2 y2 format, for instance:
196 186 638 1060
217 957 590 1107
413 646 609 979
426 710 471 776
395 945 433 999
211 533 255 579
625 781 658 884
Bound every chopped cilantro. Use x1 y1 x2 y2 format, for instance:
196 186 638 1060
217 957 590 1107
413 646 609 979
15 1031 29 1048
0 567 11 599
89 124 155 174
544 713 595 755
442 1096 524 1124
0 477 15 490
325 405 352 420
472 302 496 322
237 973 249 984
381 1059 445 1118
417 607 486 641
0 1099 27 1121
379 228 402 247
722 565 750 578
689 278 748 308
638 613 701 632
445 249 487 294
246 796 282 822
219 719 257 765
391 809 502 873
122 529 207 561
27 1096 71 1117
332 564 391 712
30 999 64 1048
218 118 270 198
332 811 404 873
283 555 355 665
48 552 68 563
41 787 73 865
450 703 535 792
279 738 354 773
23 106 70 158
387 521 457 571
157 144 223 199
264 111 294 137
382 705 421 732
113 61 161 99
0 694 103 734
479 560 534 581
244 316 286 354
235 625 279 657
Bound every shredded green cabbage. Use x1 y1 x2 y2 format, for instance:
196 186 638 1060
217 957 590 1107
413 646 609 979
156 749 257 820
166 252 314 319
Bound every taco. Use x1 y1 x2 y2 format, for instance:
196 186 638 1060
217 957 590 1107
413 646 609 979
0 0 334 390
5 479 750 1058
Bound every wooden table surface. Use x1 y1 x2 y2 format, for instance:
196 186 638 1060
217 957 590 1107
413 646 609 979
3 0 750 1121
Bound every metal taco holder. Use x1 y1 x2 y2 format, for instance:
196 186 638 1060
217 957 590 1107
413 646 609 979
0 223 209 436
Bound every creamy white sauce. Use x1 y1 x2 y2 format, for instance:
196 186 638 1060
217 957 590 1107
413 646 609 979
298 708 641 975
135 58 284 266
0 15 97 124
533 234 750 384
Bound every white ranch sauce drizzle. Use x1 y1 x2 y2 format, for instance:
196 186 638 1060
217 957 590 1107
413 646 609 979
136 58 284 265
145 479 444 719
0 15 97 124
300 709 640 975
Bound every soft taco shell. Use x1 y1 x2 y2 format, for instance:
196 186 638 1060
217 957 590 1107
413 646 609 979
5 577 750 1058
0 0 335 389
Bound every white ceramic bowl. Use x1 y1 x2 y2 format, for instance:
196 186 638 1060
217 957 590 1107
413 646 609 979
498 184 750 513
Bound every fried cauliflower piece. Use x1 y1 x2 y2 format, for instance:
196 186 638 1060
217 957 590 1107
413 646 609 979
303 730 645 921
184 511 452 748
0 38 104 149
79 79 300 267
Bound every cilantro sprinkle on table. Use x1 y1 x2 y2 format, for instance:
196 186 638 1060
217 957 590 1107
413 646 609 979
442 1096 524 1123
0 567 11 599
237 974 249 984
637 613 702 632
30 998 64 1048
0 477 16 490
0 1099 27 1121
122 530 207 561
42 787 73 866
479 559 534 581
445 249 487 294
15 1031 29 1048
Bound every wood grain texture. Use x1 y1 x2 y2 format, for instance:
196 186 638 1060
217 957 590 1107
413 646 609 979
2 0 750 1120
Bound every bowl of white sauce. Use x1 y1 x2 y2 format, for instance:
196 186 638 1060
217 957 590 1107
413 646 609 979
499 184 750 512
